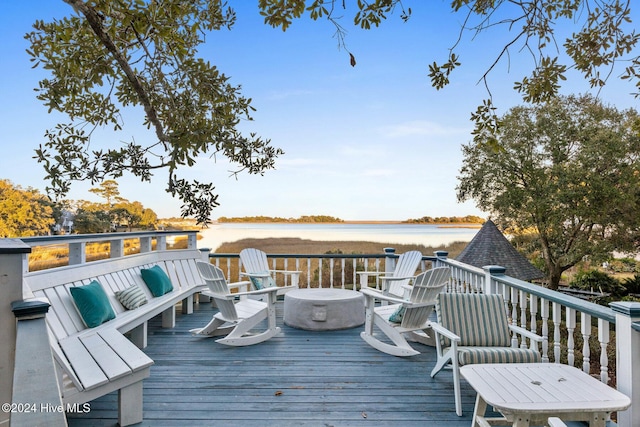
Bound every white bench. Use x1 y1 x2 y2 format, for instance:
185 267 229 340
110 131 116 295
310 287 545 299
23 249 207 426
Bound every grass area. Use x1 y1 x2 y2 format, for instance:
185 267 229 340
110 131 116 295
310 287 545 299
215 237 468 258
28 236 193 271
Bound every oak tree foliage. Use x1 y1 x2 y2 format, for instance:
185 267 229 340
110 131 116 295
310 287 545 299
0 180 55 238
457 94 640 289
27 0 283 225
26 1 639 224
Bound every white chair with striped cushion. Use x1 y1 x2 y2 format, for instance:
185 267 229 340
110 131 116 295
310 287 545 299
430 292 543 416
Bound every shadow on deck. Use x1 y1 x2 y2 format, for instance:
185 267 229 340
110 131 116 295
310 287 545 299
67 300 478 426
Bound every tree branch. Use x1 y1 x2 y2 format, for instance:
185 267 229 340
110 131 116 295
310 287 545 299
64 0 169 147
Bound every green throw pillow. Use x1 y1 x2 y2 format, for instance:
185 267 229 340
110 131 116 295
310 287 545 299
140 265 174 297
388 304 406 323
249 272 276 290
70 280 116 328
115 285 148 310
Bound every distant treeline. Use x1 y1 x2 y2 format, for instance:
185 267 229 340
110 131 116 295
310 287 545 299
403 215 485 224
217 215 344 223
217 215 485 224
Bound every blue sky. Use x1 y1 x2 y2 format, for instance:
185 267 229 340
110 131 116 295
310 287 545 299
2 2 638 221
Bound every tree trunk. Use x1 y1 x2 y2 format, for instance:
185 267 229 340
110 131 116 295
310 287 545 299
547 265 563 290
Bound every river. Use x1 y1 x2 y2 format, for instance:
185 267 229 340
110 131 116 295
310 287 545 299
197 223 480 251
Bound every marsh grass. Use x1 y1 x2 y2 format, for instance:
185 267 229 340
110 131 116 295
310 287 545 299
28 236 192 271
215 237 468 258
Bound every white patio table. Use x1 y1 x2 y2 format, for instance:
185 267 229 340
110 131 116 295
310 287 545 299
460 363 630 427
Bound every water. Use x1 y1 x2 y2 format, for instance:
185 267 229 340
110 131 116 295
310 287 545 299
198 222 480 251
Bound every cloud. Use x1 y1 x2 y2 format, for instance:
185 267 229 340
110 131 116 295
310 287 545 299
380 120 469 138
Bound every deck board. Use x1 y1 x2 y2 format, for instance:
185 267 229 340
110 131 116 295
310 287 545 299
67 300 479 426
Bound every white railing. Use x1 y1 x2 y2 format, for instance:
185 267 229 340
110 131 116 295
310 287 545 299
21 230 199 270
431 251 616 379
2 234 640 426
207 248 433 289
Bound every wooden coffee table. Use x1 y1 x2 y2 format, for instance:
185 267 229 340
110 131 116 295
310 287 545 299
460 363 630 427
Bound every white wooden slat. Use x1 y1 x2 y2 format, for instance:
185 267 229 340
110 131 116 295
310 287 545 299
24 252 162 292
79 334 132 381
98 329 154 371
44 287 80 338
178 259 200 289
47 327 83 391
59 337 109 391
33 289 66 341
162 259 181 291
99 271 128 315
234 299 267 319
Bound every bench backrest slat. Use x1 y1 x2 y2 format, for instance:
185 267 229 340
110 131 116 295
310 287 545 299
25 249 204 341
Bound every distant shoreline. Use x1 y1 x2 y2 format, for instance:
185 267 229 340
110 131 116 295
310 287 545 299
209 220 483 228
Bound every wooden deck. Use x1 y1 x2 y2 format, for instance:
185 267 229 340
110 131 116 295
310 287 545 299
67 300 479 426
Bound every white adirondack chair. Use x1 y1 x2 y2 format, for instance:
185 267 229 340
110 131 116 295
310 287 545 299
359 267 450 357
357 250 423 298
239 248 301 294
190 261 286 346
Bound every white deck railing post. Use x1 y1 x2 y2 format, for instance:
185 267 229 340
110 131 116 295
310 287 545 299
0 239 31 426
433 251 448 268
483 265 506 294
110 238 124 258
68 241 86 265
384 248 396 275
611 301 640 427
11 300 66 427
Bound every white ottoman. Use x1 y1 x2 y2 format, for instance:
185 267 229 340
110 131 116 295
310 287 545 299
283 288 365 331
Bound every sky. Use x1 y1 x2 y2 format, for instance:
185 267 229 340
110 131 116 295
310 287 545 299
2 2 639 221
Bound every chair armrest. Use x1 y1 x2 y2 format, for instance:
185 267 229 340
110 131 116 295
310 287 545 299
269 269 302 275
379 275 415 282
241 272 271 279
429 322 461 343
509 324 544 343
226 286 280 299
227 281 251 293
357 271 384 277
360 287 407 305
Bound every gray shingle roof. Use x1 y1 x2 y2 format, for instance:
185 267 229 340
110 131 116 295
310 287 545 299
456 220 545 281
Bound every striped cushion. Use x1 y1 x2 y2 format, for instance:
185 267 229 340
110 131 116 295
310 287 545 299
437 293 511 347
454 346 541 365
115 285 148 310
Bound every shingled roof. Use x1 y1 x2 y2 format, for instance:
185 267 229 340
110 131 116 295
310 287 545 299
456 220 545 281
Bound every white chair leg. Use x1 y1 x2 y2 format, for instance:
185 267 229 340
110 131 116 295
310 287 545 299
190 316 232 336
